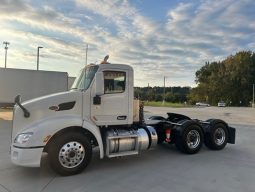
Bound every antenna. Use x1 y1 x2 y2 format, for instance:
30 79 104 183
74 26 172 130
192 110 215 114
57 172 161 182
85 44 88 65
3 41 10 68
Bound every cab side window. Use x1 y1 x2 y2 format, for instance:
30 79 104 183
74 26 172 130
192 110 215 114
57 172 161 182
103 71 126 94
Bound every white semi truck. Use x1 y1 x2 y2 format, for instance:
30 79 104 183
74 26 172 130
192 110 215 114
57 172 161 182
10 61 236 176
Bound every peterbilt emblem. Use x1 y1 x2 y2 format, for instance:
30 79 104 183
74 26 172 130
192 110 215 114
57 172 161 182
49 101 76 111
49 106 59 111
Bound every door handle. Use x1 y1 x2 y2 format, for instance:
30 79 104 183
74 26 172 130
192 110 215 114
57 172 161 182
117 116 127 120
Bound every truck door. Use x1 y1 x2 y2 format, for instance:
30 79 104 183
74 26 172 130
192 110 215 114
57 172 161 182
91 70 129 126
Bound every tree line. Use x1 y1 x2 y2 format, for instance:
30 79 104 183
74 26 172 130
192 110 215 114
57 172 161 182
189 51 255 106
135 51 255 106
134 86 191 103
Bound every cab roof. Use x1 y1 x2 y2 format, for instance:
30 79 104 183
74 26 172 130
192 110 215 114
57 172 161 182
85 63 133 71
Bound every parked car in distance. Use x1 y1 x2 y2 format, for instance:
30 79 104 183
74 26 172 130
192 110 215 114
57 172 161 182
218 101 226 107
195 102 210 107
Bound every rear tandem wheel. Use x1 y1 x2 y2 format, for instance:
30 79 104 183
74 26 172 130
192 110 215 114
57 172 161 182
175 122 204 154
204 122 228 150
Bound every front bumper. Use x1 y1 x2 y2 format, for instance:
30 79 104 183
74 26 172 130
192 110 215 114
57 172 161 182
11 145 44 167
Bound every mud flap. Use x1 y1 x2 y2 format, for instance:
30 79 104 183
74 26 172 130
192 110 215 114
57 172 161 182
228 127 236 144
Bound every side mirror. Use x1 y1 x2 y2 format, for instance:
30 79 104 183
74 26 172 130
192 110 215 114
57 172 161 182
93 95 101 105
95 72 104 95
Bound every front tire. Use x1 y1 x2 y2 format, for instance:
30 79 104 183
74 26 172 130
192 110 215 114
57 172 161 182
175 123 204 154
48 132 92 176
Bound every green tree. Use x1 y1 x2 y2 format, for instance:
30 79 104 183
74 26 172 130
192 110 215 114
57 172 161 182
189 51 255 106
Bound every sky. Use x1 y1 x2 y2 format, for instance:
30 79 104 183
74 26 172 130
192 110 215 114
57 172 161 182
0 0 255 87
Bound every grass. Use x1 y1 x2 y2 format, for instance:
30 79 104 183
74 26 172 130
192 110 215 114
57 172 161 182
0 108 12 112
0 108 13 121
143 101 191 108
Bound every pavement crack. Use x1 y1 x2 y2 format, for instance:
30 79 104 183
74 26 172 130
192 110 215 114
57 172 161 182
40 174 57 192
0 183 12 192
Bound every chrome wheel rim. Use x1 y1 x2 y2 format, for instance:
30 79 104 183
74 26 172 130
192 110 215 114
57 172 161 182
59 141 85 168
186 130 200 149
214 128 226 145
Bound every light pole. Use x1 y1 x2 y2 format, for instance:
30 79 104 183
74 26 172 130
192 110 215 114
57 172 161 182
85 44 88 65
253 83 254 108
147 83 150 102
3 41 10 68
37 46 43 70
163 76 166 105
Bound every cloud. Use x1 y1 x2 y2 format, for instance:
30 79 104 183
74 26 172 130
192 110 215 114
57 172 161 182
165 0 255 62
167 3 194 22
75 0 158 38
0 0 108 48
0 0 254 86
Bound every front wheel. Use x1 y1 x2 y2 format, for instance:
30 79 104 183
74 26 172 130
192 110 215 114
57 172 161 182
175 123 204 154
48 132 92 176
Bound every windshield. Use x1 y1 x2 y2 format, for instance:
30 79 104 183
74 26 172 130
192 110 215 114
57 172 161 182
71 65 99 90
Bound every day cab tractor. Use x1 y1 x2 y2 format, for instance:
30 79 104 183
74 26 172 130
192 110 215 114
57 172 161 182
11 60 236 176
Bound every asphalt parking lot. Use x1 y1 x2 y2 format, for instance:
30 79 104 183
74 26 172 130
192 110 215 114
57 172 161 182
0 107 255 192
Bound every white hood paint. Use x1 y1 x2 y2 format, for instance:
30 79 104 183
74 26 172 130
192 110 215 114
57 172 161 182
12 91 83 141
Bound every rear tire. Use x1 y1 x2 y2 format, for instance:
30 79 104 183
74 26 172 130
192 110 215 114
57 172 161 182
48 132 92 176
175 123 203 154
204 123 228 150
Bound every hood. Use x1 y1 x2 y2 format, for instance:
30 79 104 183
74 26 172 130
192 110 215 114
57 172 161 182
12 90 83 140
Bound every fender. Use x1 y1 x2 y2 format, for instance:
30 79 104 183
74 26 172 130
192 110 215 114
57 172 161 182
82 119 104 159
173 120 204 136
167 113 191 122
11 115 82 167
203 119 228 133
14 115 104 167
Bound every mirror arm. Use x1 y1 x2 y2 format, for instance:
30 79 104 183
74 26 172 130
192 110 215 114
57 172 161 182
14 95 30 118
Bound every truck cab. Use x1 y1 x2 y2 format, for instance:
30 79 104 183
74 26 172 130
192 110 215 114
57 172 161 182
11 63 144 174
71 64 134 126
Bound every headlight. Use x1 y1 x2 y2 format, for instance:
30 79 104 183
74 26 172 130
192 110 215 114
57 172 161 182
14 133 33 144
